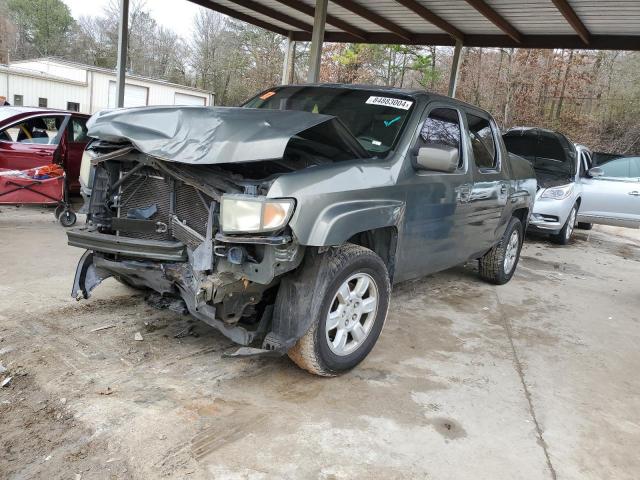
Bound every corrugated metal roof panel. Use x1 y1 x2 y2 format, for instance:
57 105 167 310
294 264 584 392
349 0 447 34
195 0 640 48
484 0 576 35
324 1 399 32
213 0 311 31
407 0 503 34
570 0 640 34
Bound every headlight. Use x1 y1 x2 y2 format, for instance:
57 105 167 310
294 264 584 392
541 184 573 200
79 150 95 191
220 195 294 233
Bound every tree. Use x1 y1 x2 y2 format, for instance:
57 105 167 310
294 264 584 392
6 0 74 58
410 50 437 89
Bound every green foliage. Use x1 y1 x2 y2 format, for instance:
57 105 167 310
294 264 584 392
410 52 439 89
7 0 74 57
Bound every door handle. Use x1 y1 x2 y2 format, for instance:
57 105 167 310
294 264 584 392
500 183 508 195
629 191 640 196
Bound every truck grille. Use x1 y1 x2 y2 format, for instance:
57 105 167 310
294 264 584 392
117 167 214 244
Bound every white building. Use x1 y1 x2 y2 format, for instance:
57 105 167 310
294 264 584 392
0 58 214 114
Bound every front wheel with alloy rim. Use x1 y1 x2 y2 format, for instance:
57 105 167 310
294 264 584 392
286 244 390 376
552 203 578 245
478 216 523 285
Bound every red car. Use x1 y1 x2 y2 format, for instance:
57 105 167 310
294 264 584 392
0 107 90 192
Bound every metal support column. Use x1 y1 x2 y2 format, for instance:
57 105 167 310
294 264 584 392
306 0 328 83
281 32 296 85
447 39 464 98
115 0 129 108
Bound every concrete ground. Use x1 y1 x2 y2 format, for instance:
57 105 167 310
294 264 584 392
1 205 639 480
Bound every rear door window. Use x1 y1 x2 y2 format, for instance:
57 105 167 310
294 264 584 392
466 113 497 170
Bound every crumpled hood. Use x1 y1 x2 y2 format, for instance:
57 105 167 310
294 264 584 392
86 105 366 164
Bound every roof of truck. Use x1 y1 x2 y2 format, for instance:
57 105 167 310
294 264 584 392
273 83 492 114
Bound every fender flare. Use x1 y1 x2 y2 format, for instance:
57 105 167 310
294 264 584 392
295 199 405 246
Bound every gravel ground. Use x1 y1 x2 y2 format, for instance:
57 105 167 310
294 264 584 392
1 205 639 480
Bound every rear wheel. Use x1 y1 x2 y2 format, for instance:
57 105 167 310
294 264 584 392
287 244 390 376
59 210 77 227
577 222 593 230
54 204 65 219
551 204 578 245
478 216 523 285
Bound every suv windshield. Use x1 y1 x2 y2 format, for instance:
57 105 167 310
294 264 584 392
243 86 415 155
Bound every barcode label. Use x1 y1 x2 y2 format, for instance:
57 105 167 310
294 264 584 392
365 96 413 110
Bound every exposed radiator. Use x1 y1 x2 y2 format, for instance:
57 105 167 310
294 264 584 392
118 169 172 240
117 168 215 244
176 182 211 237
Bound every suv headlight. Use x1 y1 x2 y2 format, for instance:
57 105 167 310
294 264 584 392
79 150 95 191
220 195 294 234
541 184 573 200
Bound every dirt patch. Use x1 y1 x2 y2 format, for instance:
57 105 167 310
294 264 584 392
614 243 640 262
0 374 126 480
519 255 592 277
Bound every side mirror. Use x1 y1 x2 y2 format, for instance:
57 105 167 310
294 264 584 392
588 167 604 178
416 145 459 173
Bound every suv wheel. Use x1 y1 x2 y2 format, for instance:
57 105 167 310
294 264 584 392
478 216 523 285
286 244 390 376
577 222 593 230
552 203 578 245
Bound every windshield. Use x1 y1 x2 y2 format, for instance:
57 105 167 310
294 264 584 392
243 86 415 155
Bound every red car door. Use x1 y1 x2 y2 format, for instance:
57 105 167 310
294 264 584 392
0 114 69 171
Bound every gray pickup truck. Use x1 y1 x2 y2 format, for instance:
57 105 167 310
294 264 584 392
69 84 536 376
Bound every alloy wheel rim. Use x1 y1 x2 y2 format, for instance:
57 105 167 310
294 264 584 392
325 273 379 356
503 230 520 275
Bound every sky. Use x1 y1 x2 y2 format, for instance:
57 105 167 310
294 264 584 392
63 0 206 39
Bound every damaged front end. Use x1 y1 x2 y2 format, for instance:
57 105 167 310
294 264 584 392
68 106 369 353
69 150 304 350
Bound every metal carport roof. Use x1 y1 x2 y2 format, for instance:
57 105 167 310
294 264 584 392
112 0 640 106
186 0 640 50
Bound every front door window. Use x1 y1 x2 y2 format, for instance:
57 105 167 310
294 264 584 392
0 116 65 145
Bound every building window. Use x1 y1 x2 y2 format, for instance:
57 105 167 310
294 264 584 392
67 102 80 112
14 94 23 106
38 97 48 108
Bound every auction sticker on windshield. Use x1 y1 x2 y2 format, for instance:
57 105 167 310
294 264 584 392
366 96 413 110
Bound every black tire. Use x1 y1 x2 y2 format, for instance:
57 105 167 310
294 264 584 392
54 204 65 219
478 216 523 285
551 203 578 245
577 222 593 230
59 210 77 227
286 244 390 376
